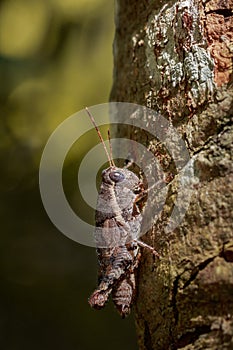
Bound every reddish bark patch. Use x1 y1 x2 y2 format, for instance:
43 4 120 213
205 10 233 86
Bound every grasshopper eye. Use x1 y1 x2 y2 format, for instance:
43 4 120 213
109 171 125 183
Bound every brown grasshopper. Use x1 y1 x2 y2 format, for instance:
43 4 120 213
86 108 159 318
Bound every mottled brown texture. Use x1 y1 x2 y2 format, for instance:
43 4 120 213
89 166 143 317
111 0 233 349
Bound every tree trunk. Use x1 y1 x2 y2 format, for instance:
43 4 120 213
110 1 233 349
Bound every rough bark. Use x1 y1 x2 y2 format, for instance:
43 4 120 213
111 0 233 349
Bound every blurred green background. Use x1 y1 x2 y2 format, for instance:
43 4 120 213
0 0 138 349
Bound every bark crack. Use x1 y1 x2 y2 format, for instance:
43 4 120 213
171 246 233 344
220 242 233 263
182 256 216 289
187 118 233 156
144 320 152 350
171 255 217 327
176 324 211 349
205 9 233 18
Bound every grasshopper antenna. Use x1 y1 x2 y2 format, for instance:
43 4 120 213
107 130 116 167
85 107 114 167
